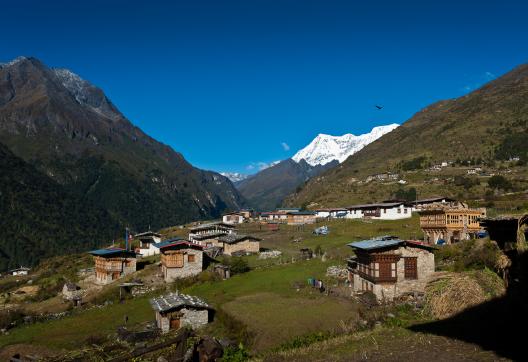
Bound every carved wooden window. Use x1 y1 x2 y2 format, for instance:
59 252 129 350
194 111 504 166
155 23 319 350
188 254 196 263
404 257 418 279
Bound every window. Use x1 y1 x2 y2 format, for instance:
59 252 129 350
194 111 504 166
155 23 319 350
397 208 401 213
404 208 408 214
404 257 418 279
188 254 196 262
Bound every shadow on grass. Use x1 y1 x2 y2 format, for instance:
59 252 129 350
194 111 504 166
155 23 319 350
410 250 528 360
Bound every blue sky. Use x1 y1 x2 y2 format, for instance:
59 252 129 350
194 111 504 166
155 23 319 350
2 0 528 174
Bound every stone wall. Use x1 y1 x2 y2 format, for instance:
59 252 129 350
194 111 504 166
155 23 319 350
157 308 209 334
352 245 435 302
163 249 203 282
224 240 260 255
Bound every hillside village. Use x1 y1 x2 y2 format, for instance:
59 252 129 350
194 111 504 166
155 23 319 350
1 193 526 360
2 4 528 361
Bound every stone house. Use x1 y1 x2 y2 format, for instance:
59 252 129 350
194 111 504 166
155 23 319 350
155 239 205 282
347 237 435 301
419 207 486 244
314 208 348 219
207 234 260 256
88 248 137 285
150 293 213 334
222 212 246 224
62 282 82 304
135 231 162 257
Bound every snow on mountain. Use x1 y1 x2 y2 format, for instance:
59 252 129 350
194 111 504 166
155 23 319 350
292 124 399 166
220 172 249 183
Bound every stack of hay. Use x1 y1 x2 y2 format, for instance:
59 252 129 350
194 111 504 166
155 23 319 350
424 270 505 319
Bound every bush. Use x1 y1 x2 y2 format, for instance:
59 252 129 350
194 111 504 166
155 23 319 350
229 257 250 275
0 309 25 329
222 343 250 362
401 156 426 171
488 175 512 191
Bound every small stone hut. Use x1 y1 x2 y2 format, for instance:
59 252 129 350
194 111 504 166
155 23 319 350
216 234 261 256
150 293 213 334
347 237 435 301
62 282 82 304
155 239 205 282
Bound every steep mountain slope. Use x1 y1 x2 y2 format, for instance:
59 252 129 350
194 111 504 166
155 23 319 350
0 141 119 270
236 159 337 210
288 63 528 207
0 56 243 231
292 124 399 166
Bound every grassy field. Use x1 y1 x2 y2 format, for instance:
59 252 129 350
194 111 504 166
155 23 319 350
0 216 433 355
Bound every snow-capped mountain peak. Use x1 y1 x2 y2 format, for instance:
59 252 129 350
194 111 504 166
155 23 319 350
220 172 249 183
292 123 399 166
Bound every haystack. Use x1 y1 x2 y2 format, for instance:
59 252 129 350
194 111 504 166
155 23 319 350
425 270 505 319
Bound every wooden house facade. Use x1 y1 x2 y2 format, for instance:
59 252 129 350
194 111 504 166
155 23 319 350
89 248 137 285
419 207 485 244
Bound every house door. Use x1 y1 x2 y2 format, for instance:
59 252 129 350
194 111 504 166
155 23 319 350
170 317 180 329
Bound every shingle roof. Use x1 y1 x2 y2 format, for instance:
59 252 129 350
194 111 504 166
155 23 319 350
150 293 212 313
218 234 261 244
190 222 235 232
192 232 228 240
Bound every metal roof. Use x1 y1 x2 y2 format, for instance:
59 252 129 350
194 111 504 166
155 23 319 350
347 238 403 250
288 211 317 215
154 239 202 250
191 232 228 240
346 202 406 210
150 293 212 313
88 248 137 257
134 231 161 238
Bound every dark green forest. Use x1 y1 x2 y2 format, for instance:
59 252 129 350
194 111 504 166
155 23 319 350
0 143 120 271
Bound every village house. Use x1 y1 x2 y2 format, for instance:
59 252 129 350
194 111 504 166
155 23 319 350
8 267 30 276
188 222 235 244
213 234 261 256
89 248 137 285
347 237 435 301
286 211 317 225
418 207 486 244
314 208 348 219
259 211 289 223
222 212 246 225
238 209 254 219
150 292 213 334
346 202 413 220
276 207 301 213
155 239 205 282
135 231 162 257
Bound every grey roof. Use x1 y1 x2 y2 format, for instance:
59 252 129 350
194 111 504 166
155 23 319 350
150 293 212 313
412 196 455 204
192 232 228 240
190 222 235 232
288 211 317 215
218 234 261 244
135 231 161 238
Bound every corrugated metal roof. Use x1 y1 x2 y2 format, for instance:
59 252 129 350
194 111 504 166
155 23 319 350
346 202 406 210
288 211 317 215
88 248 136 257
154 239 202 250
347 238 402 250
150 293 212 313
